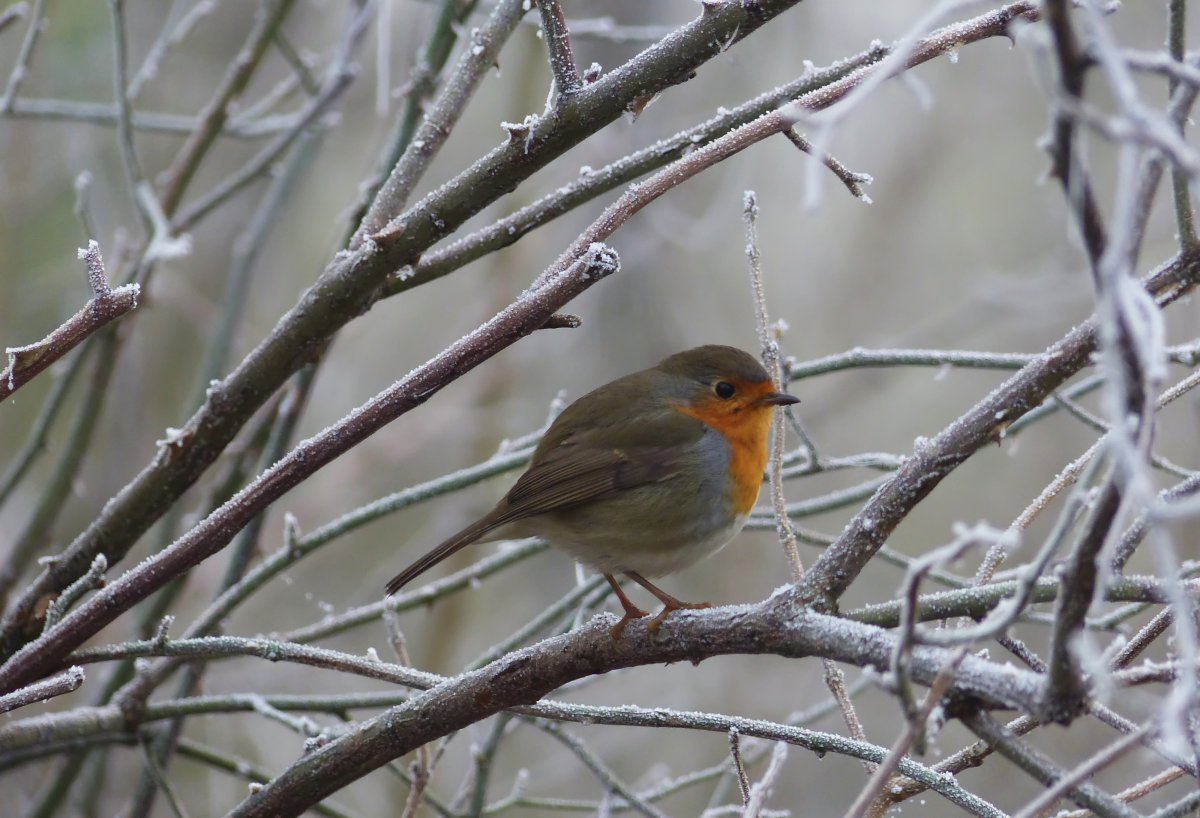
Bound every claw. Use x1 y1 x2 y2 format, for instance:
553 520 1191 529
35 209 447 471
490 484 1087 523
647 600 712 633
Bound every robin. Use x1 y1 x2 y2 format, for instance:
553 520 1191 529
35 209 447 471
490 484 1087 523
385 345 799 637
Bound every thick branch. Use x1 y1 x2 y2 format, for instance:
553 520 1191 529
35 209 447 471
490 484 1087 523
227 601 1037 818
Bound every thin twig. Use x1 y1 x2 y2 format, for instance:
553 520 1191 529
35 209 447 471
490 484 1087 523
1011 724 1151 818
172 4 370 231
962 712 1138 818
0 666 83 714
535 0 581 100
742 741 787 818
352 0 527 245
0 1 28 36
844 651 966 818
728 730 751 806
1 241 139 401
0 0 42 112
108 0 152 233
781 129 872 201
157 0 298 216
1166 0 1197 247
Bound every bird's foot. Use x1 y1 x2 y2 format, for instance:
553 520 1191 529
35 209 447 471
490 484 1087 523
609 605 650 639
605 574 650 639
647 600 711 634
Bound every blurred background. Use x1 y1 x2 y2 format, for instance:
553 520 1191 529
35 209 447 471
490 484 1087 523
2 0 1198 815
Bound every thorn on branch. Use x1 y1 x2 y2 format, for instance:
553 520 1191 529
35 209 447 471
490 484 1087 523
539 313 581 330
501 114 539 153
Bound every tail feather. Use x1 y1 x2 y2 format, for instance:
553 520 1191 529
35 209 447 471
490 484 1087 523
384 514 503 596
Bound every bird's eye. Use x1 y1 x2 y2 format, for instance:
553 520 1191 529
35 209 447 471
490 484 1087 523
713 381 736 399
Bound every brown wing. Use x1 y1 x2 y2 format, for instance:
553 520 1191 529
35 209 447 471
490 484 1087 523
384 442 683 596
385 390 708 596
499 437 679 520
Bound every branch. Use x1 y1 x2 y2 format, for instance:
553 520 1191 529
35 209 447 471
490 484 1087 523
386 2 1037 298
781 129 872 201
1043 475 1122 722
962 712 1138 818
350 0 528 245
1044 0 1107 268
535 0 581 100
221 601 1035 817
0 241 138 401
0 245 617 693
0 0 811 662
0 0 42 112
0 666 82 714
157 0 298 216
796 249 1200 610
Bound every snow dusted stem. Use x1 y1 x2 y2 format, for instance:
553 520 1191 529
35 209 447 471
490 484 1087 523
0 241 138 402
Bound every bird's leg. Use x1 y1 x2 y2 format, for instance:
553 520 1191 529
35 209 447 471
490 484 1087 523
604 574 650 638
625 571 711 633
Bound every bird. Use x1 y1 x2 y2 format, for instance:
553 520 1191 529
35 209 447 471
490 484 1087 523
384 345 799 637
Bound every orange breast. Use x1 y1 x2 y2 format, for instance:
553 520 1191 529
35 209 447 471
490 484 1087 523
674 387 775 515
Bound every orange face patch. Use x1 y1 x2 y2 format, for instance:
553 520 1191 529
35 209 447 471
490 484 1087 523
673 379 779 515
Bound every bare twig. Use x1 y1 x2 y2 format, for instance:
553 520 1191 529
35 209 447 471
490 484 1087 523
962 712 1138 818
742 741 787 818
0 2 27 36
728 730 751 806
535 0 581 100
0 241 139 401
1043 473 1122 722
0 0 42 112
744 190 803 582
1166 0 1197 248
1011 724 1152 818
171 4 370 231
0 666 83 714
349 0 529 244
844 651 965 818
781 129 872 201
157 0 298 216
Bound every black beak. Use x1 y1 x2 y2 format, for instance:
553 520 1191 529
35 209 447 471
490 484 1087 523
756 391 800 407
